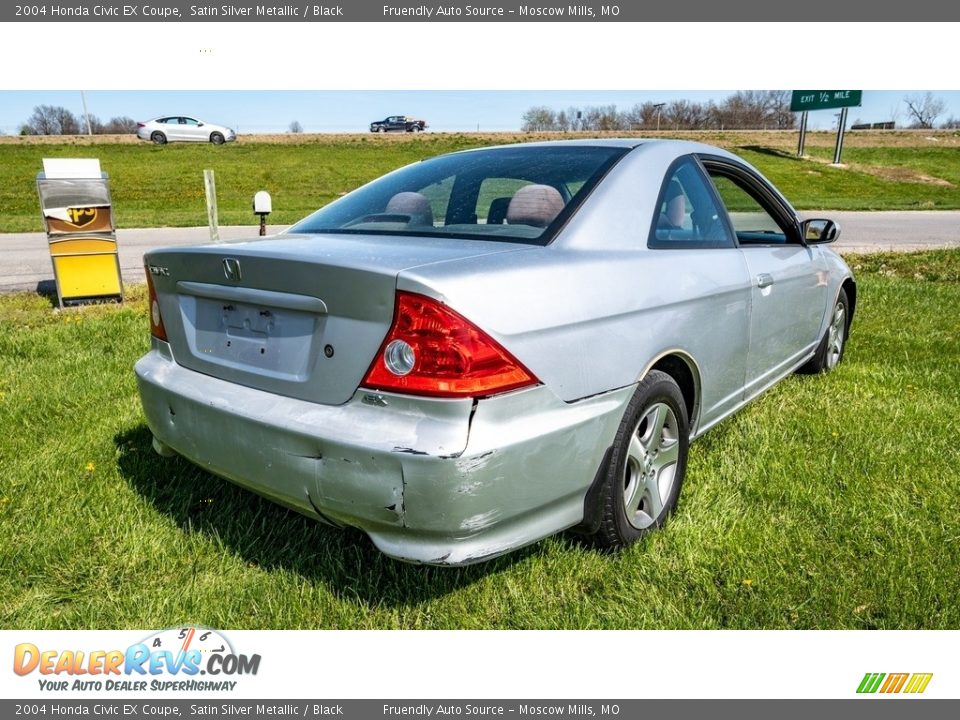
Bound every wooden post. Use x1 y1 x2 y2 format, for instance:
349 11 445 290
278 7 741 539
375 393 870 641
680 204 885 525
204 168 220 243
833 107 849 165
797 111 808 157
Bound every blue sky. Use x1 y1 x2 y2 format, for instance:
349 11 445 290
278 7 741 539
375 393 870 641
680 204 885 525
1 90 956 135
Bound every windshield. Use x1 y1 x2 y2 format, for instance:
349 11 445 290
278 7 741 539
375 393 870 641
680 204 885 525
289 145 628 245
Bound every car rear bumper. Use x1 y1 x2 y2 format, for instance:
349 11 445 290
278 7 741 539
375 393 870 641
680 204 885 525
135 340 631 565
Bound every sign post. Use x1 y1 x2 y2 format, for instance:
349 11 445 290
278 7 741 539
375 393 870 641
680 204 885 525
797 111 809 157
790 91 862 165
833 107 849 165
204 168 220 243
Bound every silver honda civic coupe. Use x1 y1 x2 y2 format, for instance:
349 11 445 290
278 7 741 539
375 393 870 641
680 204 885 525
136 139 855 565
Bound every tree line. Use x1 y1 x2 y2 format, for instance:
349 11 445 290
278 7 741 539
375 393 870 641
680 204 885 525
521 91 958 132
18 105 137 135
521 91 797 132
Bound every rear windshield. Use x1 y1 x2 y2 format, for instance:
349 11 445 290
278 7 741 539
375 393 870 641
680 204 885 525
289 145 627 245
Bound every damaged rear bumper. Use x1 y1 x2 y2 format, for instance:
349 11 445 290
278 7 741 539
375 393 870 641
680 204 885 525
135 340 631 565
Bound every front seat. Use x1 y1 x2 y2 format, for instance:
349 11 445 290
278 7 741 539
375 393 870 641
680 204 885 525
505 184 565 228
385 191 434 227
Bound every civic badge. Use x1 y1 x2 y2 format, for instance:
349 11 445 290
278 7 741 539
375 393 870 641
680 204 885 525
222 258 242 281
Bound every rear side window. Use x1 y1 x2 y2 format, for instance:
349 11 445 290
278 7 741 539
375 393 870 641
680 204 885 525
648 158 733 249
289 146 627 245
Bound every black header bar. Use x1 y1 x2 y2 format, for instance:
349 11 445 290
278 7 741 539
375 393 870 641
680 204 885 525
4 0 958 21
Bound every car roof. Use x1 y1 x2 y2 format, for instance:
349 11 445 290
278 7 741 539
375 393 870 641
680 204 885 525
448 138 741 161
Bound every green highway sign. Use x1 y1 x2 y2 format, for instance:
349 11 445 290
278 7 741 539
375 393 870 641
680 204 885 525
790 90 863 112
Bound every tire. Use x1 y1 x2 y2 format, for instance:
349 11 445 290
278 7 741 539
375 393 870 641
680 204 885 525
377 126 386 133
797 287 849 374
413 125 422 133
151 131 166 145
210 132 225 145
592 370 689 549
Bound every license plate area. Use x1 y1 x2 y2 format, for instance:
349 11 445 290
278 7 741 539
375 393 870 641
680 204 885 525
182 295 320 381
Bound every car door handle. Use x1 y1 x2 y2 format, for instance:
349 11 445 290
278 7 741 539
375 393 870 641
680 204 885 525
756 273 774 289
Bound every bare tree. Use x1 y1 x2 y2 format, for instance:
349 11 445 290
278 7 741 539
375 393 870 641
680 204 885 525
942 116 960 129
903 93 946 129
583 105 623 131
765 90 796 129
288 120 303 133
20 105 81 135
104 116 137 134
521 106 557 132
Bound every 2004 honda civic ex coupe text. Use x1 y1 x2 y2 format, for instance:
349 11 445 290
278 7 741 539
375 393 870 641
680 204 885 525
136 140 855 565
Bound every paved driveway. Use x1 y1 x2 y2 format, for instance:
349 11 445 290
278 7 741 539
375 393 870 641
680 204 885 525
1 212 958 293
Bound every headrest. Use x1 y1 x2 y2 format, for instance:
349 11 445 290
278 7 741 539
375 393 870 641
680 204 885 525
506 185 565 228
665 180 685 227
385 192 434 226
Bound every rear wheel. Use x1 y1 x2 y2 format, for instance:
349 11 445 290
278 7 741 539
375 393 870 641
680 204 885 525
593 370 689 549
151 131 166 145
210 132 225 145
798 287 849 374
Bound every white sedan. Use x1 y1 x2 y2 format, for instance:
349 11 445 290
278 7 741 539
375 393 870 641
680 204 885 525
136 116 236 145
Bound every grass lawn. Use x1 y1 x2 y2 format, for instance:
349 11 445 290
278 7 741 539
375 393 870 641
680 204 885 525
1 131 959 233
1 250 958 629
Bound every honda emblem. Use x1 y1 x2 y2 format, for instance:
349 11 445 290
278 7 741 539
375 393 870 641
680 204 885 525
222 258 242 281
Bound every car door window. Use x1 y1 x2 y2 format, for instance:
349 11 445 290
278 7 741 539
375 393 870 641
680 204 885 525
707 173 793 245
648 158 733 249
183 118 200 126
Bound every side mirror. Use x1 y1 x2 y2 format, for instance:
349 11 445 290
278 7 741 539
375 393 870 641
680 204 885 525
197 122 204 127
802 218 840 244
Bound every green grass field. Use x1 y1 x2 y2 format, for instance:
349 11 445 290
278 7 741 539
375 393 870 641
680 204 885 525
1 250 958 630
1 132 959 233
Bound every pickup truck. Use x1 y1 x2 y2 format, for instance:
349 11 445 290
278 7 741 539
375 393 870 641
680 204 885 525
369 116 428 133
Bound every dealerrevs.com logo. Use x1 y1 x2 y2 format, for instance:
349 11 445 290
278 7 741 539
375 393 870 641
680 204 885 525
13 627 261 692
857 673 933 694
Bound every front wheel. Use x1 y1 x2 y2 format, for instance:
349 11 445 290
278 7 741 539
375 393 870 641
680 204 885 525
592 370 689 549
210 132 225 145
798 287 849 374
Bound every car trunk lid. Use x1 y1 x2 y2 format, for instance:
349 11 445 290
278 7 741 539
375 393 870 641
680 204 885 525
146 233 524 406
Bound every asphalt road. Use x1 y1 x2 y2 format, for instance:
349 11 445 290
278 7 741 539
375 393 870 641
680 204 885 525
1 211 958 293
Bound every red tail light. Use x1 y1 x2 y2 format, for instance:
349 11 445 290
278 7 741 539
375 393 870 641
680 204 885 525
137 122 145 128
361 292 538 398
144 267 168 341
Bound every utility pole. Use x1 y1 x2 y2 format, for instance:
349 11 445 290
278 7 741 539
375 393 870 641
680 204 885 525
654 102 665 132
80 91 93 135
